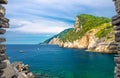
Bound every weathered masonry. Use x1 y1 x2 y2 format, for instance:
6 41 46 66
0 0 17 78
0 0 34 78
112 0 120 78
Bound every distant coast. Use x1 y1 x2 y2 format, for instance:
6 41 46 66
43 14 116 53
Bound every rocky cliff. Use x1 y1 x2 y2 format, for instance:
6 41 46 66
44 14 116 53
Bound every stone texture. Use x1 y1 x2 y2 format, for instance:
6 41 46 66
0 38 5 42
0 0 8 4
0 1 34 78
114 26 120 30
49 28 114 53
0 22 9 28
112 0 120 78
113 0 120 15
0 29 5 34
0 62 6 69
0 54 7 61
0 5 5 17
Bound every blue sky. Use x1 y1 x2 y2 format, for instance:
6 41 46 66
3 0 116 44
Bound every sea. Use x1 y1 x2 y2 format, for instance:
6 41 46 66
6 44 115 78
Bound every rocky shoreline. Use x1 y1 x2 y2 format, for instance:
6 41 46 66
48 38 115 53
48 20 115 53
46 16 116 53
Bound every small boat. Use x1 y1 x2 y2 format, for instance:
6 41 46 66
19 50 24 53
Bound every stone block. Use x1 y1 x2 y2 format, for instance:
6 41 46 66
113 0 120 15
0 29 6 34
0 54 8 61
0 62 6 69
0 22 9 28
0 0 8 4
0 5 5 17
0 38 5 42
0 17 9 23
114 26 120 30
115 37 120 42
115 57 120 64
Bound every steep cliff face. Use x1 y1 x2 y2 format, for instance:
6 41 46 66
45 14 115 53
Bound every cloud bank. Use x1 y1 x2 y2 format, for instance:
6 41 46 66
7 19 71 34
5 0 115 34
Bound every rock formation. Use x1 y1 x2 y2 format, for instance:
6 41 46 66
45 14 115 53
112 0 120 78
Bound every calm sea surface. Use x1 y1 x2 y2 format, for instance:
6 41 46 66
6 44 115 78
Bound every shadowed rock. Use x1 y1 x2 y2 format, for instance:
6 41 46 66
114 26 120 30
0 62 6 69
0 23 9 28
0 50 5 54
112 18 120 25
0 54 8 61
115 57 120 64
0 17 9 22
11 75 18 78
0 45 5 49
0 29 5 34
0 45 5 54
113 0 120 15
112 15 120 21
109 45 118 50
0 0 7 4
115 37 120 42
115 31 120 37
0 38 5 42
0 22 9 28
0 70 4 76
117 47 120 51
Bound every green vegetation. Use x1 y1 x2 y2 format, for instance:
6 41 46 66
95 29 111 39
61 14 111 42
43 28 73 44
43 14 113 43
95 24 113 39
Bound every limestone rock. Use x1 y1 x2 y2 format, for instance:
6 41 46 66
49 38 61 45
49 29 114 53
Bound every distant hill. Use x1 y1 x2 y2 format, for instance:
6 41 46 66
43 28 73 44
43 14 115 53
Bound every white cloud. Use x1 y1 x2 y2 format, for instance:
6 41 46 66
5 0 115 34
6 0 115 20
7 18 71 34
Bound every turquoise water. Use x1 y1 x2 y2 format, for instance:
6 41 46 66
6 45 115 78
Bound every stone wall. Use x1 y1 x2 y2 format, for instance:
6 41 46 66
0 0 34 78
112 0 120 78
0 0 12 78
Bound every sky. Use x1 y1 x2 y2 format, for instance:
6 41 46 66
2 0 116 44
